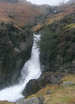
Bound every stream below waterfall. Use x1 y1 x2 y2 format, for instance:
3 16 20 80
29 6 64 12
0 34 41 102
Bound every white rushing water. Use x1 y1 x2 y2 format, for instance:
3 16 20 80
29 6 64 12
0 34 41 102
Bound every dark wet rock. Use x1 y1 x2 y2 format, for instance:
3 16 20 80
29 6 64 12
23 80 40 97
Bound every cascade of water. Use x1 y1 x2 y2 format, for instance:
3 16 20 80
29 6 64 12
0 34 41 102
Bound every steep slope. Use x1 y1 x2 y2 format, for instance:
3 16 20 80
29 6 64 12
23 3 75 99
32 3 75 32
0 23 33 89
0 1 51 89
38 4 75 72
0 2 50 26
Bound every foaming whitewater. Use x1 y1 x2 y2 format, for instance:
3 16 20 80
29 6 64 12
0 34 41 102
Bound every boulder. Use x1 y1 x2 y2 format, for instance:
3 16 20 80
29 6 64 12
62 81 75 87
16 97 43 104
16 98 25 104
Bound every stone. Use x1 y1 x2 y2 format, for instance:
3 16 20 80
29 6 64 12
62 81 75 87
24 97 40 104
16 98 25 104
16 97 41 104
38 96 44 104
46 90 52 95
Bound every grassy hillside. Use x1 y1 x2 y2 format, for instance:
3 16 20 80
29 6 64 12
32 4 75 32
0 2 50 26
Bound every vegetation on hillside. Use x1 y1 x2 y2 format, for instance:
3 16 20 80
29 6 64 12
0 2 75 104
23 4 75 102
32 3 75 32
40 14 75 72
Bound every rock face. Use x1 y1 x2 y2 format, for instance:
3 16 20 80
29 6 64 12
0 23 33 89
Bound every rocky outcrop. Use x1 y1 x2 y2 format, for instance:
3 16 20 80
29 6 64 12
62 81 75 87
16 97 43 104
23 72 65 97
24 74 75 104
0 23 33 89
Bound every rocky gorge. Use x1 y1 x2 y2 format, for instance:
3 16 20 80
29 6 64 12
23 5 75 98
0 0 75 104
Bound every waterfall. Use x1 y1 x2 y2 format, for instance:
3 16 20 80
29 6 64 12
0 34 41 102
